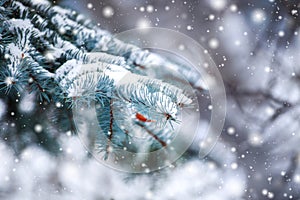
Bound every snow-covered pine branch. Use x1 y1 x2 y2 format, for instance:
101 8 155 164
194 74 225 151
0 0 203 158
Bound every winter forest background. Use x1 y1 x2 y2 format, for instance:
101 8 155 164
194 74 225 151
1 0 300 199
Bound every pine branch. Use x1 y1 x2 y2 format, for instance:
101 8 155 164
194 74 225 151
0 0 203 157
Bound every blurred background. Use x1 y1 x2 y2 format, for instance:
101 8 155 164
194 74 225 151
1 0 300 199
